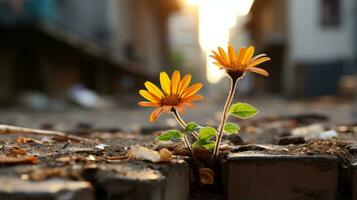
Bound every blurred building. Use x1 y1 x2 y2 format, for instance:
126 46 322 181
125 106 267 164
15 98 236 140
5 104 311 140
247 0 357 97
0 0 180 104
168 3 204 79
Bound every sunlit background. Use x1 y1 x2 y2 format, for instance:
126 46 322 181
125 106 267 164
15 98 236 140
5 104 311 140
0 0 356 130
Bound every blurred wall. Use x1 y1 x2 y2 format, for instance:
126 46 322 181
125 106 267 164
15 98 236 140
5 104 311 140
248 0 356 97
0 0 180 104
285 0 356 97
288 0 355 62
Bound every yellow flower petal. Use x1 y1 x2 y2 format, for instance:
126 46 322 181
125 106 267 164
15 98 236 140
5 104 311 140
139 90 160 103
182 95 204 102
210 55 225 66
160 72 171 95
178 74 191 95
138 101 160 107
237 47 247 65
242 46 255 65
228 45 236 63
171 70 181 95
181 83 203 98
212 62 226 69
181 102 195 109
145 81 164 98
210 51 221 59
149 107 165 123
218 47 229 65
248 57 271 68
174 105 186 114
245 67 269 76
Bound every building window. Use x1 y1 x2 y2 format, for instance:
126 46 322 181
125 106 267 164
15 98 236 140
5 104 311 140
320 0 341 27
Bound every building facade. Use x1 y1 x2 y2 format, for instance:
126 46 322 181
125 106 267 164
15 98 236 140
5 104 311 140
247 0 356 97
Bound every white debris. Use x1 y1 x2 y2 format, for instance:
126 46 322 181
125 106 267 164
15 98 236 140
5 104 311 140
318 130 338 140
292 124 338 140
86 155 96 161
95 144 109 150
128 145 161 162
291 124 325 138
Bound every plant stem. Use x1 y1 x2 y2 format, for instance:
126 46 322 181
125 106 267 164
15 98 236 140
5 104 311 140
213 77 239 159
172 110 194 156
172 110 199 140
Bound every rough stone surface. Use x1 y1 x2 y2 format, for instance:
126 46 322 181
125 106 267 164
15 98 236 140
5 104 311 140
225 152 339 200
0 177 94 200
90 163 165 200
150 158 190 200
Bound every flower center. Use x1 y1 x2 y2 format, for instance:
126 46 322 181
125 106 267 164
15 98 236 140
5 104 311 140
161 95 180 106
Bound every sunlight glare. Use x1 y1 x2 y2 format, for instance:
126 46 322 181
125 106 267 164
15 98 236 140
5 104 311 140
196 0 254 83
185 0 199 6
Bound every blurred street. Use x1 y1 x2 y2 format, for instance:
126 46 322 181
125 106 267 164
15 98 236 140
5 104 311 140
0 95 355 132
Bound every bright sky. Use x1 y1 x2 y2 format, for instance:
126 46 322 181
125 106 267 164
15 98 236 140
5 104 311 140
186 0 254 83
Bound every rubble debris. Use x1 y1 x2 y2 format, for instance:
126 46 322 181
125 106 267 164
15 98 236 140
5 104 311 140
128 145 172 163
95 143 109 150
6 146 28 157
16 137 43 144
319 130 338 140
0 156 38 165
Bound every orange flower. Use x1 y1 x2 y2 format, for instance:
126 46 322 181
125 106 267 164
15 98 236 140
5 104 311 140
138 71 204 122
210 45 270 77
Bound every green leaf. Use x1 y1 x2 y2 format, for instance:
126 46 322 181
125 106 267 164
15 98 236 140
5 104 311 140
184 122 200 133
156 130 182 141
229 102 259 119
224 123 240 135
192 139 215 150
198 126 217 140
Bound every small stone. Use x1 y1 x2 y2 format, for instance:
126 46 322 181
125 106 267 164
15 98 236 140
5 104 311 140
278 136 305 145
128 145 161 162
20 174 29 180
337 125 349 133
199 168 214 185
159 148 173 162
56 156 72 163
